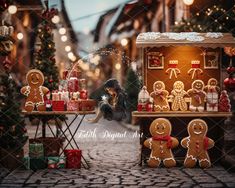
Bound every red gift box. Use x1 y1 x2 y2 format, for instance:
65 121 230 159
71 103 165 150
52 101 65 111
64 149 81 169
69 71 80 78
67 100 79 111
78 99 96 111
68 78 79 92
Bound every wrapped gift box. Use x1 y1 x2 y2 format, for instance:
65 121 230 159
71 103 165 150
78 99 96 111
48 156 66 169
68 78 79 92
52 101 65 111
206 92 218 112
29 137 64 157
64 149 82 169
67 100 79 111
24 157 47 171
52 91 61 101
29 143 44 158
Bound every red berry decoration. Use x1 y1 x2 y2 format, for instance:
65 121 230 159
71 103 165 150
218 90 231 112
224 77 235 92
226 66 235 75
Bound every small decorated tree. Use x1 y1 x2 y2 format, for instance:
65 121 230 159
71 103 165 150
33 6 59 91
125 68 141 122
218 90 231 112
0 73 28 150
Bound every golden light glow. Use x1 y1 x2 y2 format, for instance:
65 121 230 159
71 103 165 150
121 38 128 46
8 5 17 14
51 15 60 24
17 32 23 40
65 45 71 52
61 35 67 42
115 63 121 70
182 0 194 6
59 27 66 35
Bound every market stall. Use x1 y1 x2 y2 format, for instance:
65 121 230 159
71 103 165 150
132 32 234 166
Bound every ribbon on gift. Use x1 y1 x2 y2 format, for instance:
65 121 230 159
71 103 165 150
152 135 173 148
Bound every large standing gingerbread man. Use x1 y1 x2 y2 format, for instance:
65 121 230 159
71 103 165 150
21 69 49 112
181 119 214 168
150 81 170 111
144 118 179 168
171 81 188 111
187 80 206 112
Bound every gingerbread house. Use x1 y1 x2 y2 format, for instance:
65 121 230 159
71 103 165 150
132 32 235 165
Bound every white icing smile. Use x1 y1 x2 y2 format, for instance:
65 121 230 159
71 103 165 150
31 80 39 85
194 131 202 135
156 131 164 135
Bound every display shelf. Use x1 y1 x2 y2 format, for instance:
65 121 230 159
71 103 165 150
22 110 96 115
132 111 232 118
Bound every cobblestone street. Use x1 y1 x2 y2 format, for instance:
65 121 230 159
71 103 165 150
0 115 235 187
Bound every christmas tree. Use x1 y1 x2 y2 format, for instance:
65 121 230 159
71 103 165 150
33 7 59 91
218 90 231 112
173 4 235 36
125 67 141 113
0 73 27 150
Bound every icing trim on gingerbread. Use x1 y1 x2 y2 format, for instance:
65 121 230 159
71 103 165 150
149 138 153 149
25 101 34 106
24 86 31 96
187 119 208 137
185 154 197 162
163 157 175 163
26 69 45 85
149 153 160 161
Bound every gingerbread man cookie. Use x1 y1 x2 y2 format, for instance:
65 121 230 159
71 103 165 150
204 78 220 112
171 81 187 111
144 118 179 168
21 69 49 112
187 80 206 112
150 81 170 111
181 119 214 168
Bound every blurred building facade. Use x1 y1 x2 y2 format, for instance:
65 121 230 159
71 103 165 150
0 0 78 85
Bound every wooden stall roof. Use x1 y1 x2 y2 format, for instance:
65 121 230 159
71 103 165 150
136 32 235 48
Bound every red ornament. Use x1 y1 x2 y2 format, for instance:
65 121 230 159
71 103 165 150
224 77 235 92
226 66 235 74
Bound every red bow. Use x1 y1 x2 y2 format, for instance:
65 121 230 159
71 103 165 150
193 90 204 104
152 135 173 148
208 87 216 93
155 91 165 100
